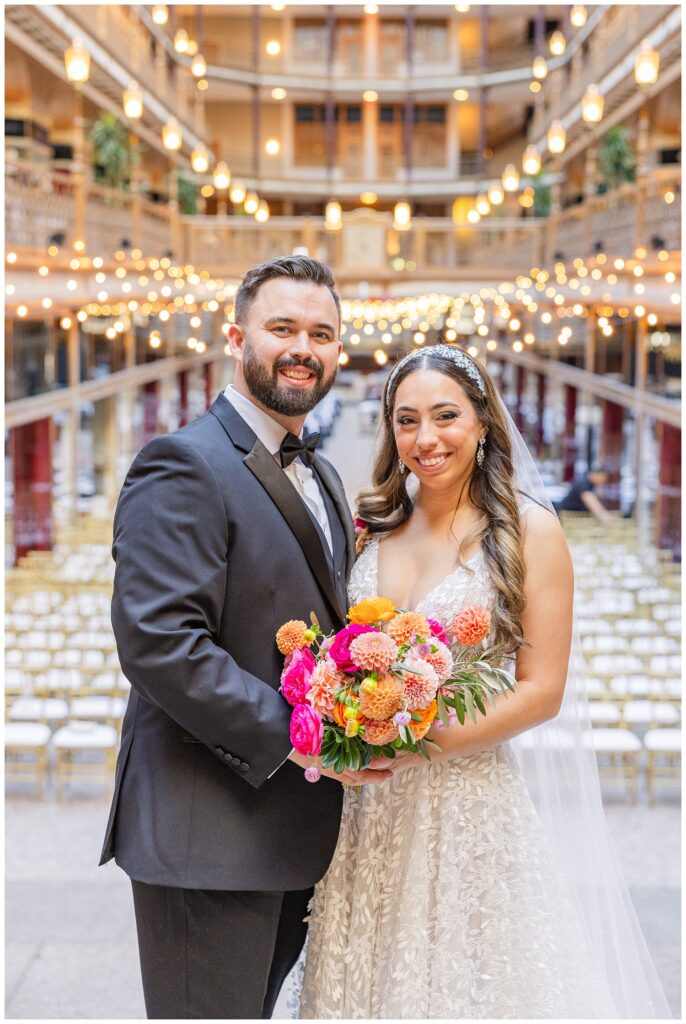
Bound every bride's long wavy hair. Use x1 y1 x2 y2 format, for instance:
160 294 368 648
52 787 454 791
357 347 526 652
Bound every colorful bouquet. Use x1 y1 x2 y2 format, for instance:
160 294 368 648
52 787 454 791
276 598 517 781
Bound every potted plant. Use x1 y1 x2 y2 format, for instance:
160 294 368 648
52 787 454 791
91 112 130 192
598 125 636 193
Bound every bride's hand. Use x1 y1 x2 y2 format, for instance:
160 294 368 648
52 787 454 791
368 752 425 774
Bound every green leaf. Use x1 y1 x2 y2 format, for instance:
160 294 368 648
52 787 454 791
436 693 450 728
473 691 487 717
464 685 477 725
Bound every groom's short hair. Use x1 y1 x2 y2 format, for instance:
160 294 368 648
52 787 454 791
235 255 341 326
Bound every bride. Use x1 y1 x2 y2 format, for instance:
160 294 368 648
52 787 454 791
293 344 670 1019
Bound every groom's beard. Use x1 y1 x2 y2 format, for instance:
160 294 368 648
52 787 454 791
242 347 337 417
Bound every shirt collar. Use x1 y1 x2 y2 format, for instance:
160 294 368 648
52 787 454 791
223 385 290 458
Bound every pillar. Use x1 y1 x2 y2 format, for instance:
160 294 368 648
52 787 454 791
142 380 159 445
600 400 624 510
12 418 53 563
178 369 190 427
203 363 213 410
363 6 378 76
562 384 577 482
536 372 546 456
656 423 681 559
515 365 526 432
363 99 378 183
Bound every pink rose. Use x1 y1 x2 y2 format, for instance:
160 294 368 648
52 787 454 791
290 703 324 757
280 647 317 707
427 618 450 645
328 623 376 674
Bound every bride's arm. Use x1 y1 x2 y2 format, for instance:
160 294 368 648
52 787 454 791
379 506 574 770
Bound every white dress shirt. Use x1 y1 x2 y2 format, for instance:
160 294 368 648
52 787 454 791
223 386 333 553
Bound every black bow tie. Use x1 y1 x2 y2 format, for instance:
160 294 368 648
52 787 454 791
279 431 320 469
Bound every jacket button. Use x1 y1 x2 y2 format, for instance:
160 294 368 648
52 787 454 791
223 752 232 762
214 746 224 755
230 756 241 767
239 762 249 772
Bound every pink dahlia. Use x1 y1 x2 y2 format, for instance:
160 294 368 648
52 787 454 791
349 631 399 673
307 656 345 718
400 654 439 710
423 640 453 683
328 623 376 674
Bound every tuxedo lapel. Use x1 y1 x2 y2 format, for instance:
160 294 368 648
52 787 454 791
210 392 348 620
243 442 345 621
312 455 357 584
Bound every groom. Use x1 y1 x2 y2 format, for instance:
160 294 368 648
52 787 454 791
100 255 391 1019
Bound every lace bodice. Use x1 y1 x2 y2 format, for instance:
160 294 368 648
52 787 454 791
350 534 495 628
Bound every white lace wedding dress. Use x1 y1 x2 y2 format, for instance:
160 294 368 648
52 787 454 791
291 530 620 1019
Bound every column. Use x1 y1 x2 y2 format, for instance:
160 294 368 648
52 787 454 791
536 372 546 456
252 7 261 179
363 98 378 183
12 418 53 563
363 7 378 77
477 87 488 177
600 400 624 510
634 316 649 542
130 131 143 253
178 369 190 427
562 384 577 482
634 102 650 251
203 363 213 410
515 365 526 432
63 320 81 515
656 423 681 559
72 86 87 250
142 380 159 445
103 395 119 511
168 160 181 260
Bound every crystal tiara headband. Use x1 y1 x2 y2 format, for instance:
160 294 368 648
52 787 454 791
384 343 487 410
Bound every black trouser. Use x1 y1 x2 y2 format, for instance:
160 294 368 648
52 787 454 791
131 879 313 1019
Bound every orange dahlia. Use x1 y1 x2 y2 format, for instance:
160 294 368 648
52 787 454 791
410 699 438 740
385 611 431 646
349 631 398 673
363 718 400 746
348 596 397 625
276 619 309 655
358 672 404 721
450 605 491 646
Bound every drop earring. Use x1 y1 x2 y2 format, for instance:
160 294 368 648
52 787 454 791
398 457 405 474
476 435 486 467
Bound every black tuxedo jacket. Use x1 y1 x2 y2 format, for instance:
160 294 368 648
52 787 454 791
99 394 355 890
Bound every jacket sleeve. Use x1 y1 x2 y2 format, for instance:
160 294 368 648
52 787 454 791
111 433 293 789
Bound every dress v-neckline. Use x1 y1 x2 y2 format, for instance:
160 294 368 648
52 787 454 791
370 534 483 613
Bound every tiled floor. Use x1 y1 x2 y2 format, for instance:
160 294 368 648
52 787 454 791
5 395 681 1019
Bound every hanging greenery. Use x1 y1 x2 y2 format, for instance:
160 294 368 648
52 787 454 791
598 125 636 191
177 172 199 215
91 112 130 191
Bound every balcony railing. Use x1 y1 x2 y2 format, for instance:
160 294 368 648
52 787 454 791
180 214 543 277
5 156 170 257
547 170 681 264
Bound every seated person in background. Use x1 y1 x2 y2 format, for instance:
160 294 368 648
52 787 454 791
553 466 612 524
